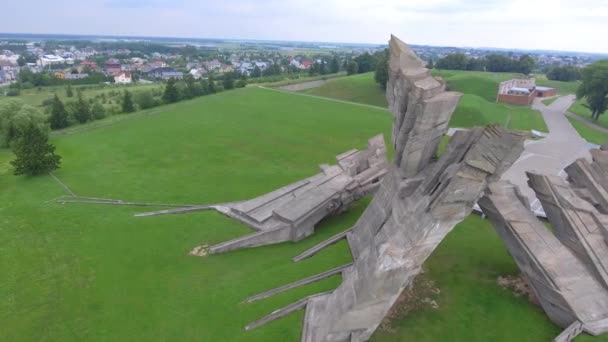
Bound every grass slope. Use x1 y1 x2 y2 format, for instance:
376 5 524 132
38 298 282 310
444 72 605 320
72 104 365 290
1 83 163 108
2 86 591 341
298 72 387 108
433 70 547 132
567 117 608 145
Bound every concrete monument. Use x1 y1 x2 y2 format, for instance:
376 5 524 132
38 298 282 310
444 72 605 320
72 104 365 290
245 35 525 342
479 149 608 341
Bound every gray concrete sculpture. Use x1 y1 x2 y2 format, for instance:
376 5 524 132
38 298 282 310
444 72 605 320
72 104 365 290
138 134 388 255
479 149 608 340
245 35 525 342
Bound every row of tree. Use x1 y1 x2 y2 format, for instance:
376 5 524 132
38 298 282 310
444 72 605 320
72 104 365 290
546 66 582 82
434 53 536 75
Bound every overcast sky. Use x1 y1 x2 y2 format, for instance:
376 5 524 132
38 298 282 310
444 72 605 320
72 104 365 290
2 0 607 53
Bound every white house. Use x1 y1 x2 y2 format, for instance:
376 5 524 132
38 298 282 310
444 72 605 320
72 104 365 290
114 71 132 84
37 55 66 67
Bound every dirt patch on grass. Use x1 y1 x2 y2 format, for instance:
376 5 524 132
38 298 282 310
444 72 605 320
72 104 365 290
497 274 539 305
378 269 441 333
277 80 327 92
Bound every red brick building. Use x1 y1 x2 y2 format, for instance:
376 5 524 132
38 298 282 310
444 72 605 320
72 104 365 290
496 78 557 105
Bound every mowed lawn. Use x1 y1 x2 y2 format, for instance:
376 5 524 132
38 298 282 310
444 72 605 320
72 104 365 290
298 72 388 108
1 86 587 341
300 70 548 133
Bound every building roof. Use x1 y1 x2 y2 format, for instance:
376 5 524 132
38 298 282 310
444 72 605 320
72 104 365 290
511 87 531 93
536 86 555 91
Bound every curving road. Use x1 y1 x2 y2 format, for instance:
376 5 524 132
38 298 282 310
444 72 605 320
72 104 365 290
500 95 592 215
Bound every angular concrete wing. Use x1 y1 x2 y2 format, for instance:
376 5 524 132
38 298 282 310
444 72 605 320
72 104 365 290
479 180 608 339
138 134 389 255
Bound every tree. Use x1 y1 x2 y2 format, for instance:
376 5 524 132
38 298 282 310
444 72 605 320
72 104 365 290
518 55 535 75
66 84 74 97
547 66 581 82
465 58 485 71
347 61 359 76
354 53 377 73
73 92 91 124
49 95 69 130
0 100 47 148
208 75 216 93
17 55 26 67
330 56 340 74
426 59 434 69
91 101 107 120
223 72 235 90
436 54 468 70
136 90 159 109
374 49 389 89
251 66 262 78
485 54 515 72
122 90 135 113
162 78 180 103
183 74 198 99
10 122 61 176
577 60 608 122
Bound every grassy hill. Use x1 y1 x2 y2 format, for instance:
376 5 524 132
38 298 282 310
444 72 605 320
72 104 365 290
297 72 388 108
2 86 591 341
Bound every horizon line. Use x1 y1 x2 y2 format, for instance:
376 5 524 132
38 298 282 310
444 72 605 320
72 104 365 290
1 31 607 56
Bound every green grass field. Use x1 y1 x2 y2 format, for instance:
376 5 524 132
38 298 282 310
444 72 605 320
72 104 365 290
542 97 558 106
567 117 608 145
433 70 547 132
298 73 388 108
1 83 163 108
3 84 602 341
569 98 608 130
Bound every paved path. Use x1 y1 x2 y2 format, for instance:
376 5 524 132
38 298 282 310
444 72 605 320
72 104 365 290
501 95 591 215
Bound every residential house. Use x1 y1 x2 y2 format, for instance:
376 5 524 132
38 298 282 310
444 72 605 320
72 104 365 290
189 68 207 79
114 71 132 84
38 55 65 67
148 67 183 80
79 60 98 70
64 73 89 80
105 60 122 75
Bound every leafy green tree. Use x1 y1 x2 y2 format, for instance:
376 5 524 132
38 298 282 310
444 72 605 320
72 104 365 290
0 100 48 148
11 122 61 176
17 55 26 67
162 78 180 103
136 91 159 109
426 59 434 69
73 92 91 124
374 49 389 89
121 90 136 113
223 72 235 90
199 78 210 95
577 60 608 122
436 54 468 70
354 53 377 73
49 95 69 129
183 74 198 99
91 101 107 120
251 65 262 78
330 56 340 74
518 55 535 75
208 75 217 94
547 66 581 82
485 54 515 72
346 61 359 76
66 84 74 97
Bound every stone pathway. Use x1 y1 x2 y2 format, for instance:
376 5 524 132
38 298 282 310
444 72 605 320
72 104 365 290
500 95 591 215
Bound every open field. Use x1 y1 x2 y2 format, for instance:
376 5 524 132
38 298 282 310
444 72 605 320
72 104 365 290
3 85 603 341
433 70 547 132
569 98 608 131
297 70 547 133
298 72 388 108
0 83 164 108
